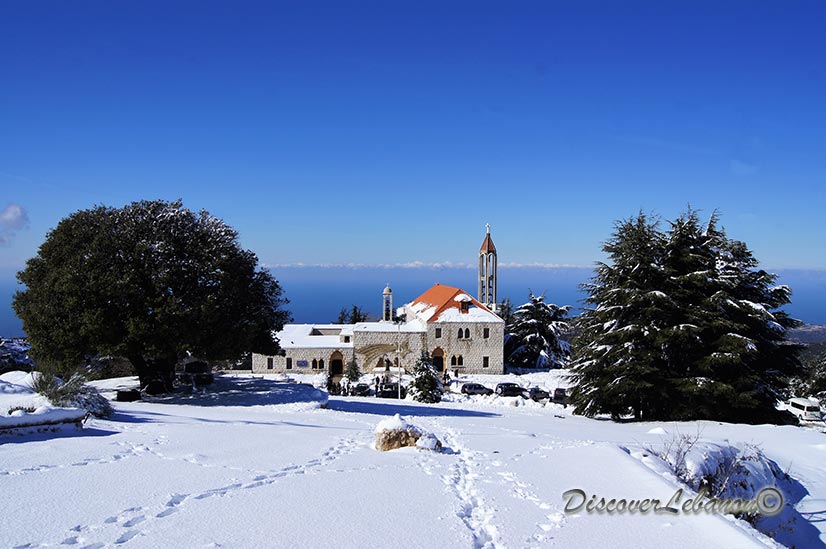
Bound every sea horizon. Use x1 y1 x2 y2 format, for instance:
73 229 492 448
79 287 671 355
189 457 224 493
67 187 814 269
3 265 825 338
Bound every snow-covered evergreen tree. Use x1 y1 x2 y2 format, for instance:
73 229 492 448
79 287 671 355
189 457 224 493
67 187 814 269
505 293 571 369
408 352 444 403
666 211 802 422
571 209 803 423
345 357 361 383
570 212 673 419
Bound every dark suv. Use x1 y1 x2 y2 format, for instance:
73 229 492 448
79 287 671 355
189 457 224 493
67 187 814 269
495 383 523 397
378 383 407 399
350 383 372 396
522 387 550 402
461 383 493 396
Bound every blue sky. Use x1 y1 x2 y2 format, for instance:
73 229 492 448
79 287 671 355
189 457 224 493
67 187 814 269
1 1 825 334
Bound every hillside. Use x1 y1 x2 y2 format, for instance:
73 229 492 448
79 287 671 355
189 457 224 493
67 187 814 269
789 324 826 344
0 338 32 374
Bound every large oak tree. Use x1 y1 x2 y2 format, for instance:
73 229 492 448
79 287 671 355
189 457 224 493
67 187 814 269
14 199 290 390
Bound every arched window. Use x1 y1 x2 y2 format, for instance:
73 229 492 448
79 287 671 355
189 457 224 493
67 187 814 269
458 356 464 366
312 359 318 369
458 329 463 339
451 356 457 366
319 359 324 370
464 328 470 339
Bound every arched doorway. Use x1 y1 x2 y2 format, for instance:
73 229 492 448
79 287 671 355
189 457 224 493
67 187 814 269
431 348 445 372
330 351 344 377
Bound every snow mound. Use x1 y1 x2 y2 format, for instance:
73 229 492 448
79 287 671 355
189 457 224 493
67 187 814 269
415 432 441 451
647 427 667 435
375 413 415 434
0 371 37 387
0 379 31 395
0 406 86 430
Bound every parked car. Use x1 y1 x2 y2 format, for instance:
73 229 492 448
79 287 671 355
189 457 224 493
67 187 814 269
350 383 372 396
553 388 568 404
522 387 550 402
378 383 407 399
495 382 523 397
461 383 493 396
786 398 823 422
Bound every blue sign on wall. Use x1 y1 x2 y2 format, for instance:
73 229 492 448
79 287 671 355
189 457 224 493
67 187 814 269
296 360 309 368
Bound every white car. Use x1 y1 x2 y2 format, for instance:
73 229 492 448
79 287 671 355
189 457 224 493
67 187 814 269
786 398 823 422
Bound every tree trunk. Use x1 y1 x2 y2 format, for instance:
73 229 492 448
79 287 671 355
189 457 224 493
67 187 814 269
128 353 176 393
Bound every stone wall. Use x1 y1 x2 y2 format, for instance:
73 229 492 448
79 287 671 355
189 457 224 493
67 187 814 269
352 330 426 375
252 346 354 375
426 321 504 374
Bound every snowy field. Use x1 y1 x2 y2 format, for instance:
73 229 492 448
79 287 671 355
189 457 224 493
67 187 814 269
1 373 825 548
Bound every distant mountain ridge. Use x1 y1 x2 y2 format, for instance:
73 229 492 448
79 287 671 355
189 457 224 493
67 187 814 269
789 324 826 344
0 337 32 374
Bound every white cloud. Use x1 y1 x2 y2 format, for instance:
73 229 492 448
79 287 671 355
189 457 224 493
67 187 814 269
263 261 474 270
263 261 589 270
0 203 29 245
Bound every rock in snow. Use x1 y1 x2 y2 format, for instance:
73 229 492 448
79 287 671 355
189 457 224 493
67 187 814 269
374 414 442 452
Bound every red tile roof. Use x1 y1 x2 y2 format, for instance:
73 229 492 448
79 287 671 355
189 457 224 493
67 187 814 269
410 284 498 323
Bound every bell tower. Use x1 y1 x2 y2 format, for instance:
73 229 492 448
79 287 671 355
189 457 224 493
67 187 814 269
478 224 498 311
382 283 393 322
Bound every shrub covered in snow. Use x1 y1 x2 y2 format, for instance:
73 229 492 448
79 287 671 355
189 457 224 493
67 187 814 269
645 432 785 502
640 431 798 543
31 372 113 418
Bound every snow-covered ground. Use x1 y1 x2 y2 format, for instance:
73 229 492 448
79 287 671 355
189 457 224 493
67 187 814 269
1 372 825 548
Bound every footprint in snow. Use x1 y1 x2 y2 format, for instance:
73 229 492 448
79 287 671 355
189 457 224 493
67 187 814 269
166 494 188 507
115 530 139 544
122 515 145 528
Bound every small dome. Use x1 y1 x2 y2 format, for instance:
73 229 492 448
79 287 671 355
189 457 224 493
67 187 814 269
383 283 392 295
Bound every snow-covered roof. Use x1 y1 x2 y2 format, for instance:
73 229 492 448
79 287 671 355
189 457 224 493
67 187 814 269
276 324 354 349
433 306 501 323
407 284 503 324
353 319 426 333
